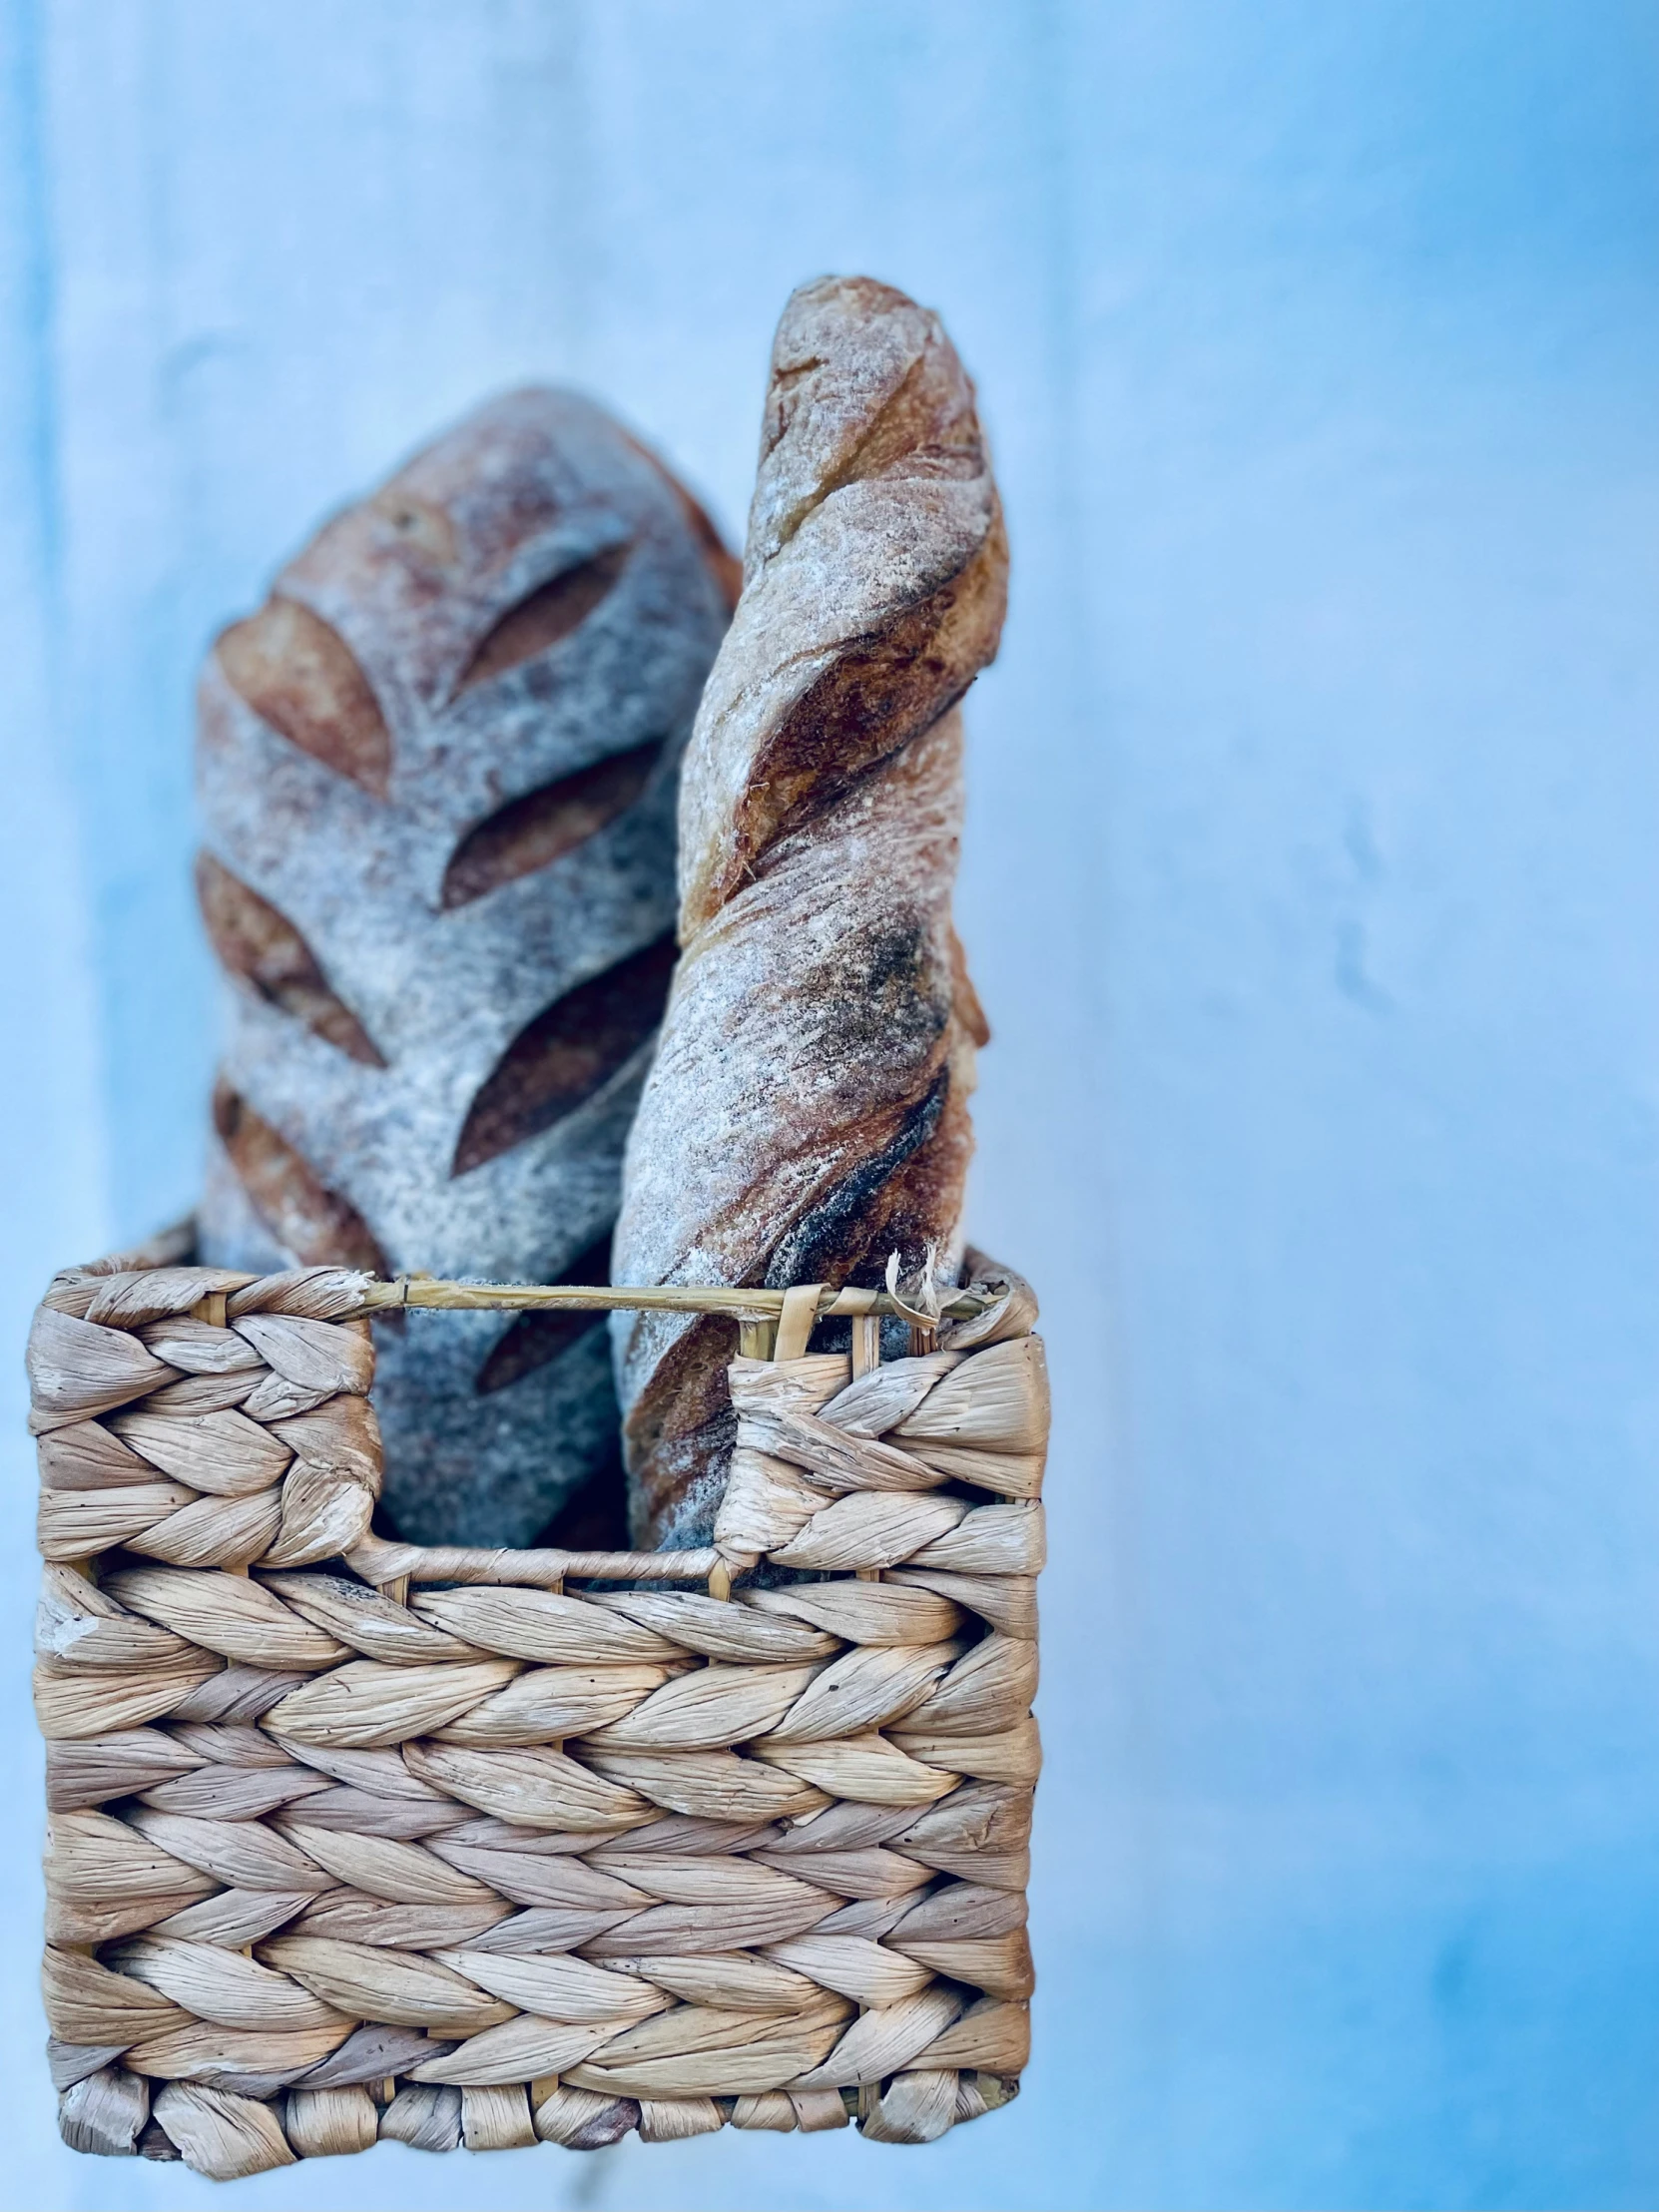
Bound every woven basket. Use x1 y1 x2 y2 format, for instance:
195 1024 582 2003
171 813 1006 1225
27 1231 1046 2178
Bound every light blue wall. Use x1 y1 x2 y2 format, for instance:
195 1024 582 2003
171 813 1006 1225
2 4 1656 2206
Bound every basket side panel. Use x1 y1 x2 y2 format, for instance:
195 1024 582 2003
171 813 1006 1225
30 1261 1044 2173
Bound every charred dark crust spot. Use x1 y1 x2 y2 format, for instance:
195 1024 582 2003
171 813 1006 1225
217 597 392 798
456 544 632 692
809 914 951 1068
440 738 666 909
842 1077 976 1287
196 852 386 1067
452 934 678 1178
620 1319 738 1486
474 1230 616 1396
213 1077 390 1276
629 1397 740 1548
763 1073 949 1290
623 1068 969 1536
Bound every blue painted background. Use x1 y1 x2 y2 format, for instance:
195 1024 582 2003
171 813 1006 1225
2 4 1656 2205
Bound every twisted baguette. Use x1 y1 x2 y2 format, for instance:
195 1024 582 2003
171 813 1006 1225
613 276 1008 1546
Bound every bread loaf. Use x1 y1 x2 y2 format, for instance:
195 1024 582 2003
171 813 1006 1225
196 389 734 1546
612 276 1008 1547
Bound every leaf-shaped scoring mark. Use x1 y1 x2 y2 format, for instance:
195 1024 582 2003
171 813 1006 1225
440 738 665 910
474 1230 615 1395
452 935 678 1178
214 1078 390 1277
217 597 392 797
456 543 632 693
197 853 385 1067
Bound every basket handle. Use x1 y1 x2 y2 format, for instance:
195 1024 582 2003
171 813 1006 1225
347 1278 987 1323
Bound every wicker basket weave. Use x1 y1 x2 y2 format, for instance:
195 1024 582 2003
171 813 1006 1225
28 1232 1045 2178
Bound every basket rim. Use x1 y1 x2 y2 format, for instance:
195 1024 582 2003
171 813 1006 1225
38 1256 1033 1592
286 1274 995 1323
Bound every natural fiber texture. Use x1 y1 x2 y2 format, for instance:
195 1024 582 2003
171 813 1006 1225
30 1243 1044 2175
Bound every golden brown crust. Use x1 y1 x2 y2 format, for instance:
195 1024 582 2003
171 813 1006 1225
217 598 392 798
713 508 1007 919
211 1079 389 1278
612 278 1008 1546
196 854 385 1069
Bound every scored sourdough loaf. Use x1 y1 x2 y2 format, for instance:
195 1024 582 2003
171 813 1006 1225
196 389 735 1546
612 276 1009 1547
